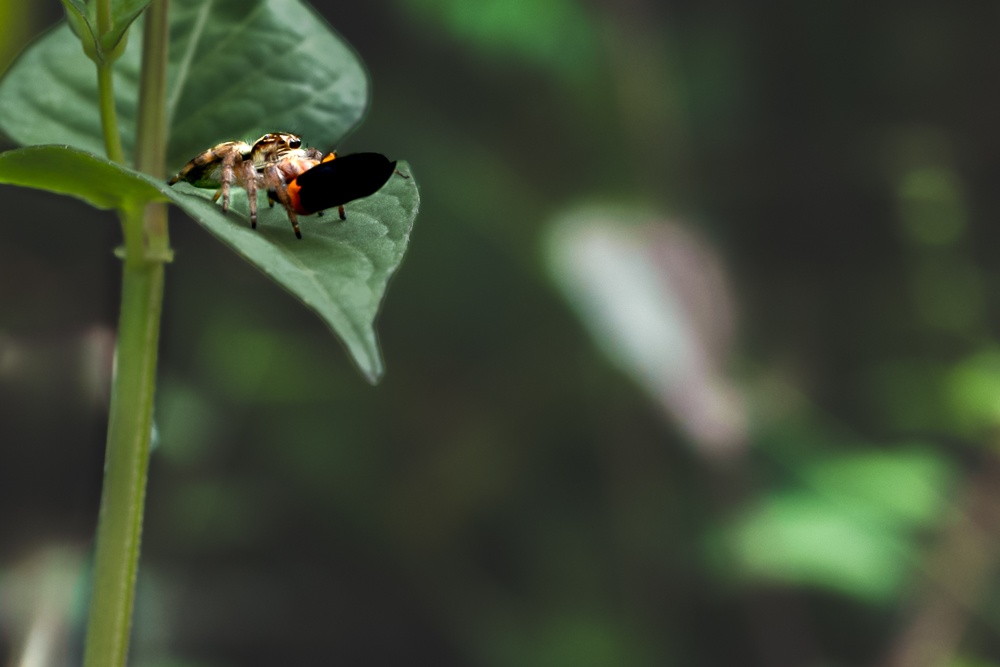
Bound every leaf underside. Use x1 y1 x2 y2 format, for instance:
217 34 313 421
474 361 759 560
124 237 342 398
0 0 418 382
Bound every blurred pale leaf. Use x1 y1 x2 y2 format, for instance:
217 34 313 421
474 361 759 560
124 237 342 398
546 207 745 457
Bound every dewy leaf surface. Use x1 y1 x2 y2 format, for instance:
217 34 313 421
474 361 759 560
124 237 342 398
0 0 369 167
166 162 420 383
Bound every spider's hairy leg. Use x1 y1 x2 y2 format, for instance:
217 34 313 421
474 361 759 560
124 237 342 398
217 151 240 214
263 164 302 239
237 160 260 228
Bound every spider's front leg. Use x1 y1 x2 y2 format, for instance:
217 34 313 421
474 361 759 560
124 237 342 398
214 151 241 214
237 160 260 228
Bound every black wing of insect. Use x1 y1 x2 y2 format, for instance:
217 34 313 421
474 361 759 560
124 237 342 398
282 152 405 219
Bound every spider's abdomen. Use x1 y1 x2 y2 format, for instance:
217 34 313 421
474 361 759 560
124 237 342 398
167 140 253 188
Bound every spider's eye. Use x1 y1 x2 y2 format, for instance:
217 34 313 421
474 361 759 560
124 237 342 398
289 138 301 148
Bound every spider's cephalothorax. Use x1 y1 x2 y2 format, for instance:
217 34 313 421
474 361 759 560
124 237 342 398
168 132 322 229
170 133 406 239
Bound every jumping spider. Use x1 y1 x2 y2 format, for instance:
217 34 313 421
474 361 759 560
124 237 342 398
169 133 405 238
168 132 323 235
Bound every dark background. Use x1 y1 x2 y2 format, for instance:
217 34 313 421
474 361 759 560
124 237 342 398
3 2 1000 666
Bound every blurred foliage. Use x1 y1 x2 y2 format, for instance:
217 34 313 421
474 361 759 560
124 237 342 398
0 0 31 71
394 0 599 80
720 446 954 603
4 1 1000 666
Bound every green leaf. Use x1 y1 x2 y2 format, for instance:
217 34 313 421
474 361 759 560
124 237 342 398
398 0 600 80
801 449 953 527
727 495 911 603
0 145 419 382
947 350 1000 437
166 162 419 383
60 0 149 64
61 0 102 62
0 3 413 382
102 0 153 55
716 446 953 603
0 0 368 167
0 144 166 212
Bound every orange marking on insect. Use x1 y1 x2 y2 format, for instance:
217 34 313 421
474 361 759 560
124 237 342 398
286 178 308 215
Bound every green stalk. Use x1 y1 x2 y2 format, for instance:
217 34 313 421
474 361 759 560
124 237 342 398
82 225 164 667
97 63 126 165
95 0 124 164
136 0 171 260
83 1 171 666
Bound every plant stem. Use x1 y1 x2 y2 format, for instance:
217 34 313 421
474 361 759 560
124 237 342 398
82 220 164 667
97 0 113 35
95 0 125 165
83 1 172 665
135 0 169 178
136 0 172 259
97 63 126 165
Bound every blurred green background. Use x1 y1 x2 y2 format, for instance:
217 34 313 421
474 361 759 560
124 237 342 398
3 1 1000 666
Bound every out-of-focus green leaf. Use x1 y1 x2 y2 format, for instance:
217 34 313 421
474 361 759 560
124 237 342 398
729 495 910 603
0 144 166 212
720 446 953 603
949 658 1000 667
0 4 33 70
801 449 954 527
0 0 368 167
398 0 599 80
947 350 1000 437
866 359 952 434
483 610 657 667
897 166 968 247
